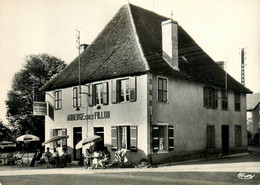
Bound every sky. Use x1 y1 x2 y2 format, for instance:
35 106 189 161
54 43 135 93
0 0 259 125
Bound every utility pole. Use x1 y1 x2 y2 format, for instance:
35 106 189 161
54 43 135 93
241 48 245 86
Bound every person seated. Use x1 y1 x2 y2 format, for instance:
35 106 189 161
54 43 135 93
30 149 42 167
44 147 52 168
99 147 110 168
91 150 104 169
84 148 93 168
44 147 52 160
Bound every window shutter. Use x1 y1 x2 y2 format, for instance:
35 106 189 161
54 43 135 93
50 129 54 148
203 87 208 107
88 84 95 107
207 126 210 148
48 102 54 121
130 77 137 102
88 85 93 107
152 126 159 152
62 129 67 146
111 80 117 104
130 126 138 151
168 125 174 151
212 126 215 147
103 82 109 105
214 90 218 109
116 80 120 103
111 126 118 150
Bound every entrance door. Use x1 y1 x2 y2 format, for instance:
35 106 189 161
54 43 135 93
73 127 82 160
222 125 229 155
94 127 104 151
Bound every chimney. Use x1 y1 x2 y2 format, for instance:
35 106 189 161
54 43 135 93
216 61 224 69
161 19 179 71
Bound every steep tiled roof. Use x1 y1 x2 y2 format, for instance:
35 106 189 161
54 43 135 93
41 4 252 94
247 93 260 111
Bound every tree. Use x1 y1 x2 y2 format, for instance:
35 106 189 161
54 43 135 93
5 54 66 141
0 119 13 141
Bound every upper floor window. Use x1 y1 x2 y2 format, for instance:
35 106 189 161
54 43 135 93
234 92 241 111
203 87 218 109
54 90 62 110
73 87 82 108
95 83 104 105
120 79 130 102
89 82 108 106
158 77 168 102
111 77 136 104
221 90 228 110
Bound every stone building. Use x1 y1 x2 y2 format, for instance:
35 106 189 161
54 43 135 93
41 4 252 164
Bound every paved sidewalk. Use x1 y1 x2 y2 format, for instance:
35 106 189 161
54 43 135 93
0 148 259 176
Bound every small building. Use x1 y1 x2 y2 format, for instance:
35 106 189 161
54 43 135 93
247 93 260 142
41 4 252 164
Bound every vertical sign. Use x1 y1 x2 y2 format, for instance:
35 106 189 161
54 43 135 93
33 102 47 116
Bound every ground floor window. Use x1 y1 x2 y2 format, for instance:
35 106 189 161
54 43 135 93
207 125 215 148
50 128 67 148
111 126 137 151
235 125 242 146
152 124 174 152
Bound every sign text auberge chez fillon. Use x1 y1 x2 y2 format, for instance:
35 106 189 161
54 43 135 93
67 111 110 121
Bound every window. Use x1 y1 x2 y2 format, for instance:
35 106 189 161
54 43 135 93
73 87 82 108
152 125 174 152
221 90 228 110
234 92 241 111
111 126 137 151
111 77 136 104
158 77 168 102
204 87 218 109
50 128 67 148
89 82 108 106
95 83 103 105
207 125 215 148
235 125 242 146
54 90 62 110
120 79 130 102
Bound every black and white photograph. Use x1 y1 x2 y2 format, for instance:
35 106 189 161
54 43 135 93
0 0 259 184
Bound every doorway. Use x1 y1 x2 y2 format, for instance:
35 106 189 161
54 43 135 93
94 127 104 151
222 125 229 155
73 127 82 160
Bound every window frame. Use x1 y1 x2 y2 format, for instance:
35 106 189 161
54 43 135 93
234 92 241 111
119 78 130 103
152 123 174 153
221 90 228 110
207 125 215 148
54 90 62 110
95 83 104 105
50 128 67 148
73 86 82 108
157 76 168 103
111 125 138 152
204 87 218 109
235 125 242 146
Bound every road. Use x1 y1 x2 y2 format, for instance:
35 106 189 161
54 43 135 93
0 146 259 185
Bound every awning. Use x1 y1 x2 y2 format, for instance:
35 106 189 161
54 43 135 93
75 135 102 149
42 135 69 146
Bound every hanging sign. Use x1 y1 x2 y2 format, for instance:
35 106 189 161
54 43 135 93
33 101 47 116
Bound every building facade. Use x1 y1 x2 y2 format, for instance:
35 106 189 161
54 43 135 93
42 4 252 164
